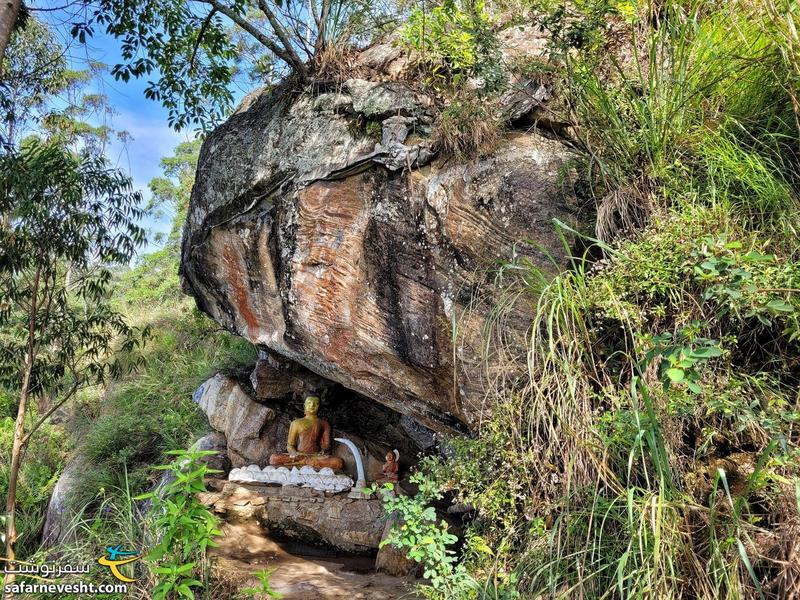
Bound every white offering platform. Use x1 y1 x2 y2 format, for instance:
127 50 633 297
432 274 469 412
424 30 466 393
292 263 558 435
227 464 354 493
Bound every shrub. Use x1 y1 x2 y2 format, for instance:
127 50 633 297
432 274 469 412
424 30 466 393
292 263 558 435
423 196 799 597
401 0 504 94
379 475 488 600
137 449 222 600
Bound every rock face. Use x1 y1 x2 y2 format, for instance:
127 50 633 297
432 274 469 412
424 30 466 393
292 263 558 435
249 351 331 400
208 482 386 553
193 431 231 475
193 374 277 467
181 45 579 433
41 455 84 548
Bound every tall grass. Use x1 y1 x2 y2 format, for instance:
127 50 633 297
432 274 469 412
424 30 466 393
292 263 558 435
446 207 799 598
418 2 800 598
25 470 146 600
563 0 799 242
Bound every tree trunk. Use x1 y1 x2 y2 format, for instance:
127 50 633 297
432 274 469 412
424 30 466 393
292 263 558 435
3 265 39 594
3 375 31 587
0 0 22 76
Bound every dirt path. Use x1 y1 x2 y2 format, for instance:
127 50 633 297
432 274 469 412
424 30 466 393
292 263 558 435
210 521 420 599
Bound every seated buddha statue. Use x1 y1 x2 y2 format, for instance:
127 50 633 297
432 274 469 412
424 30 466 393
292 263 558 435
269 395 344 470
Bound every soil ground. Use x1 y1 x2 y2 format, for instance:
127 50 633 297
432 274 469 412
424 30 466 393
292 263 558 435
210 521 420 599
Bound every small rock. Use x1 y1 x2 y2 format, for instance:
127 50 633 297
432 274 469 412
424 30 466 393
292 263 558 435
375 519 419 577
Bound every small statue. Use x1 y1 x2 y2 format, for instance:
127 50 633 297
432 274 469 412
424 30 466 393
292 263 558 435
269 395 344 470
376 449 400 483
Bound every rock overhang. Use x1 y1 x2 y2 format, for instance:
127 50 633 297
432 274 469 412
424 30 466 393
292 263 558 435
180 45 583 435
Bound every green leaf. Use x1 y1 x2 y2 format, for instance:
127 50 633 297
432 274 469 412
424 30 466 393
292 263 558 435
742 251 774 262
686 381 702 394
666 368 685 383
766 299 794 313
690 346 722 358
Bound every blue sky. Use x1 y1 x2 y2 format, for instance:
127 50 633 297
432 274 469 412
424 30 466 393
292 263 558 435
78 34 189 253
37 7 198 255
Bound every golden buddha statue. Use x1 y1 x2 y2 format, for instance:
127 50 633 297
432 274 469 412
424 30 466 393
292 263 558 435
269 395 344 470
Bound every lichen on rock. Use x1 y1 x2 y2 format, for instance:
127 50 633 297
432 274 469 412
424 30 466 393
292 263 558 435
181 40 583 434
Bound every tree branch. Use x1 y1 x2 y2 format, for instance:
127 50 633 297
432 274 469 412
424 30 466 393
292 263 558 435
21 379 79 447
188 8 217 74
256 0 311 67
309 0 320 39
199 0 308 78
317 0 330 55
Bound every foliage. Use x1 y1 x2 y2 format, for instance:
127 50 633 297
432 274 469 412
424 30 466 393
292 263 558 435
136 449 223 600
0 140 146 398
147 139 203 245
72 0 399 130
432 216 798 598
379 477 480 599
1 14 129 153
544 0 800 242
0 16 67 146
0 138 146 563
399 0 514 158
68 299 255 509
401 0 504 93
406 1 800 598
24 470 152 600
241 568 284 599
644 327 722 393
534 0 636 55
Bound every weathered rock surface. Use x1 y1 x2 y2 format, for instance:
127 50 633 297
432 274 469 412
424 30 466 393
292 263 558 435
249 351 331 399
41 455 84 548
181 42 580 433
207 482 386 553
193 374 276 467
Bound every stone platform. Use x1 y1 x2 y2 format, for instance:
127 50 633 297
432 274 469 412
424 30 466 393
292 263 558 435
202 481 386 553
228 464 354 493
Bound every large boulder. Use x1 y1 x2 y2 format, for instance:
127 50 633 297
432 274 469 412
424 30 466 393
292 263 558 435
193 374 277 467
41 455 84 548
181 46 580 434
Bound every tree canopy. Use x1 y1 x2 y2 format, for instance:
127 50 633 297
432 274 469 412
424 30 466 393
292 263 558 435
72 0 395 131
0 137 147 565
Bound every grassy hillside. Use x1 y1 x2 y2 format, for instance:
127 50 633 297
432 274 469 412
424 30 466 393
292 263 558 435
0 142 256 569
386 1 800 599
